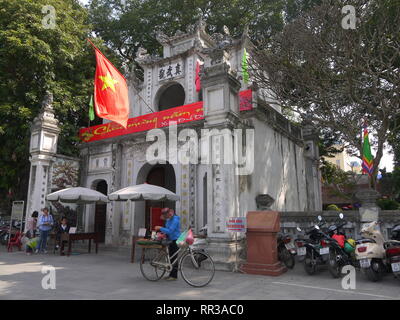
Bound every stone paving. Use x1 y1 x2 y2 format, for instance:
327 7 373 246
1 246 399 300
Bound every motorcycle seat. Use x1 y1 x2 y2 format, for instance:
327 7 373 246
384 240 400 249
356 238 376 244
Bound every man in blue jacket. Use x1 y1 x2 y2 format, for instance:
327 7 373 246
155 207 180 280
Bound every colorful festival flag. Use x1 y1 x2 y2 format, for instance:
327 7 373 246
362 122 374 176
242 47 249 84
88 39 129 128
195 60 202 92
89 95 95 121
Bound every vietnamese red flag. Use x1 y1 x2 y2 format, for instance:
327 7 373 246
90 41 129 128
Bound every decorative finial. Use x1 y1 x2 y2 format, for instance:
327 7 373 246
41 91 53 110
223 25 230 36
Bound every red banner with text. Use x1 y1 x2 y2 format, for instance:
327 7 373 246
79 90 252 143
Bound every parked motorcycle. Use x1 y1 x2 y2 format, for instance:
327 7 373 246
277 233 296 269
0 224 11 245
0 221 23 246
355 221 388 282
296 216 330 275
384 224 400 281
325 213 357 278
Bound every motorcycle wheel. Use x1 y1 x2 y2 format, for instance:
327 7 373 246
363 260 383 282
279 247 295 269
328 247 341 278
304 250 316 275
0 234 8 246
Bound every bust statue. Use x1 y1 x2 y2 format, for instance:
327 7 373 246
255 194 275 210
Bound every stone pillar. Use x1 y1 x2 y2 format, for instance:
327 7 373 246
302 122 322 211
110 143 123 245
356 189 380 222
25 92 60 226
200 48 243 270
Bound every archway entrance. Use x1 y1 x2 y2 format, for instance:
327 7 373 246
157 83 185 111
136 163 176 232
94 180 107 243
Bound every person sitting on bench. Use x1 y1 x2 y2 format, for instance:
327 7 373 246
56 217 70 255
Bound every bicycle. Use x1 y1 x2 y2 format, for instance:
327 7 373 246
138 233 215 287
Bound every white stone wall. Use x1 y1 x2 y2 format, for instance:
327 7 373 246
238 118 307 216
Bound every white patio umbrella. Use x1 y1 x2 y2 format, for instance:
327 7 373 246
46 187 109 204
46 187 109 230
108 184 180 202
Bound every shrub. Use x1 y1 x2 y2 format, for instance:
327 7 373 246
326 204 341 211
376 199 400 210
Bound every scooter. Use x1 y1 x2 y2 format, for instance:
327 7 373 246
296 216 330 275
384 224 400 280
277 233 296 269
325 213 357 278
355 221 387 282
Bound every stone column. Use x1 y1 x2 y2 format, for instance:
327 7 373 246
109 143 123 245
302 122 322 211
25 92 60 226
200 48 243 270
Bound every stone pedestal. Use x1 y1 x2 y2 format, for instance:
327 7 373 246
356 189 380 222
240 211 286 276
205 237 245 271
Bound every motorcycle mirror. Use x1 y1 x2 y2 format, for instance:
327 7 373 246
317 215 322 221
339 213 344 219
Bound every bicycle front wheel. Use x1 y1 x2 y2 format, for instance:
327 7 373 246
180 250 215 287
140 248 168 281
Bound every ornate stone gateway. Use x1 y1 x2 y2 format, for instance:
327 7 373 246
27 20 322 271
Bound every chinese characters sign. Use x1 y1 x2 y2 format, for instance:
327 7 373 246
158 61 184 82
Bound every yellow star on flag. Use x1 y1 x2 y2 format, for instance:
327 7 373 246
98 72 119 92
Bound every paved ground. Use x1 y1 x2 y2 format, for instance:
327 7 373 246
1 246 399 300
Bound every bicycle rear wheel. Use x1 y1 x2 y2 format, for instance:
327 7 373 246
140 248 168 281
180 250 215 287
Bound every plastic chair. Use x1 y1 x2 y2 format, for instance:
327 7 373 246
7 231 22 252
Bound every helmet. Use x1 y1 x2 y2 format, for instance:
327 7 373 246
391 225 400 241
344 239 356 254
346 238 356 247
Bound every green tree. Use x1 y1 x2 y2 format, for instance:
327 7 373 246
0 0 118 213
251 0 400 189
88 0 289 71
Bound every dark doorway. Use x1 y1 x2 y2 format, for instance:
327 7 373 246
144 164 176 231
94 180 107 243
158 83 185 111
